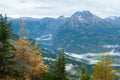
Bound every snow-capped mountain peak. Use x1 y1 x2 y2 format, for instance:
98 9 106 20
70 11 103 25
72 11 92 17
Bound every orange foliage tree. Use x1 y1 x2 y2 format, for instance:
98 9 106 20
14 20 49 80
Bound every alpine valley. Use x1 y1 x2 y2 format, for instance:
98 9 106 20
9 11 120 71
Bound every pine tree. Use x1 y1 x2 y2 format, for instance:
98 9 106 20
91 54 116 80
54 49 68 80
80 66 90 80
0 14 22 79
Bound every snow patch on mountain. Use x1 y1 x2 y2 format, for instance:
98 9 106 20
36 34 52 41
78 15 83 21
103 44 120 48
65 52 84 59
66 64 74 71
43 57 56 61
65 49 120 65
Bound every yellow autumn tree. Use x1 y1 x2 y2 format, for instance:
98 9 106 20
91 54 116 80
14 20 49 80
29 42 49 80
14 38 33 80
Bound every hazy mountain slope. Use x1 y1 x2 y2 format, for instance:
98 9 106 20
9 11 120 67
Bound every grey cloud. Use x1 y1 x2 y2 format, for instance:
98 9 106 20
1 0 120 18
34 6 56 10
20 0 26 3
0 3 11 9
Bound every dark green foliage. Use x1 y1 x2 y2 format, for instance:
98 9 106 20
80 66 90 80
54 49 68 80
0 14 23 79
39 72 56 80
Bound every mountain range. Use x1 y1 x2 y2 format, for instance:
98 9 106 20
8 11 120 68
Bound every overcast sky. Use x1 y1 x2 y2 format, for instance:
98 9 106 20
0 0 120 18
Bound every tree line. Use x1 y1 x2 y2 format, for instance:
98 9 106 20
0 14 120 80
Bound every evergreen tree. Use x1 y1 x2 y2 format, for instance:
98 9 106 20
39 72 55 80
91 54 116 80
0 14 22 79
80 66 90 80
54 49 68 80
